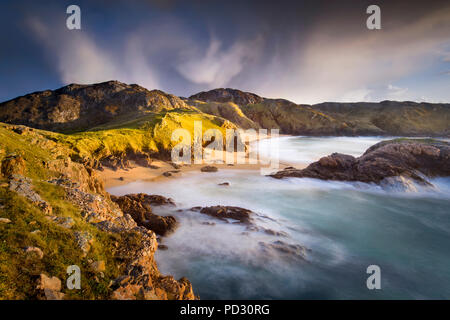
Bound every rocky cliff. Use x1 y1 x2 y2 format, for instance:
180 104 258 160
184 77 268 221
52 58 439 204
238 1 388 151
0 123 196 300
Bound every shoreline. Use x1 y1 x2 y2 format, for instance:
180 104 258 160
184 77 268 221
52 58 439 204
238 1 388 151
99 160 301 189
100 134 298 188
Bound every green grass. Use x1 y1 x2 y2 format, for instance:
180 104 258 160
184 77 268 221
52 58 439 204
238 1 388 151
0 108 236 300
0 180 123 300
48 110 234 161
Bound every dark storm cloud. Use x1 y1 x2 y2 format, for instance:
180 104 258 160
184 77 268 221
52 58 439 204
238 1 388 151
0 0 449 103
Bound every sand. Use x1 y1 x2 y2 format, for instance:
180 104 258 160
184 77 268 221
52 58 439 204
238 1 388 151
99 159 302 188
98 135 301 188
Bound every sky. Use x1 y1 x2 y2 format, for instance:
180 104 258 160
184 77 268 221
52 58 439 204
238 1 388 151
0 0 449 104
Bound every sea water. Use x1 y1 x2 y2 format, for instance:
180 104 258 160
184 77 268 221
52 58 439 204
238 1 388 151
108 137 450 299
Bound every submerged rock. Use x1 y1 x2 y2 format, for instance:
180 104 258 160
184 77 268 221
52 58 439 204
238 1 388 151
191 205 253 224
259 240 309 260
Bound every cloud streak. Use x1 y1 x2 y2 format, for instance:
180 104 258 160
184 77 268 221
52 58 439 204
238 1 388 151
16 0 450 104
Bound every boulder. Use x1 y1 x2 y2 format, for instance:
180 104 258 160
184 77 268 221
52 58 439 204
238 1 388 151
36 274 64 300
200 166 218 172
1 154 26 177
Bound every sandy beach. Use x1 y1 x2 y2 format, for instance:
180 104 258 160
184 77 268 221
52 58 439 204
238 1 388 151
99 159 300 188
99 134 299 188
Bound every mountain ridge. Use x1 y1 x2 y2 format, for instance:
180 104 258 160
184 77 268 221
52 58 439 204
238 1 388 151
1 81 449 136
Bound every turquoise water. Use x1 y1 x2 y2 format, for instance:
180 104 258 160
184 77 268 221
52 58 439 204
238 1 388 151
108 137 450 299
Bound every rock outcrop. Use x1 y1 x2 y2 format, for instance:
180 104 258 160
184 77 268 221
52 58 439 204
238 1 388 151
270 139 450 187
111 194 177 236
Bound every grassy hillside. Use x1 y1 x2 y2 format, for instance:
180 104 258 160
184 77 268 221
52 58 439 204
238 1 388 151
240 99 350 135
190 100 259 129
313 101 450 136
35 110 236 164
0 118 200 300
0 125 122 299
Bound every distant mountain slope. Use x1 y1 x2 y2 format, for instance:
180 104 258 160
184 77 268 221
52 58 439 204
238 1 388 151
189 89 450 136
0 80 195 132
188 90 350 135
189 100 259 129
1 82 449 136
189 88 264 106
312 101 450 136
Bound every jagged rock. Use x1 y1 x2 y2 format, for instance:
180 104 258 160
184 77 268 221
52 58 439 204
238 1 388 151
47 159 106 196
270 139 450 187
155 276 196 300
200 165 218 172
49 177 121 223
1 154 26 177
111 283 143 300
24 246 44 259
137 194 175 206
36 274 64 300
0 218 11 224
111 194 177 236
74 231 93 256
191 205 253 224
8 175 52 214
94 214 138 233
